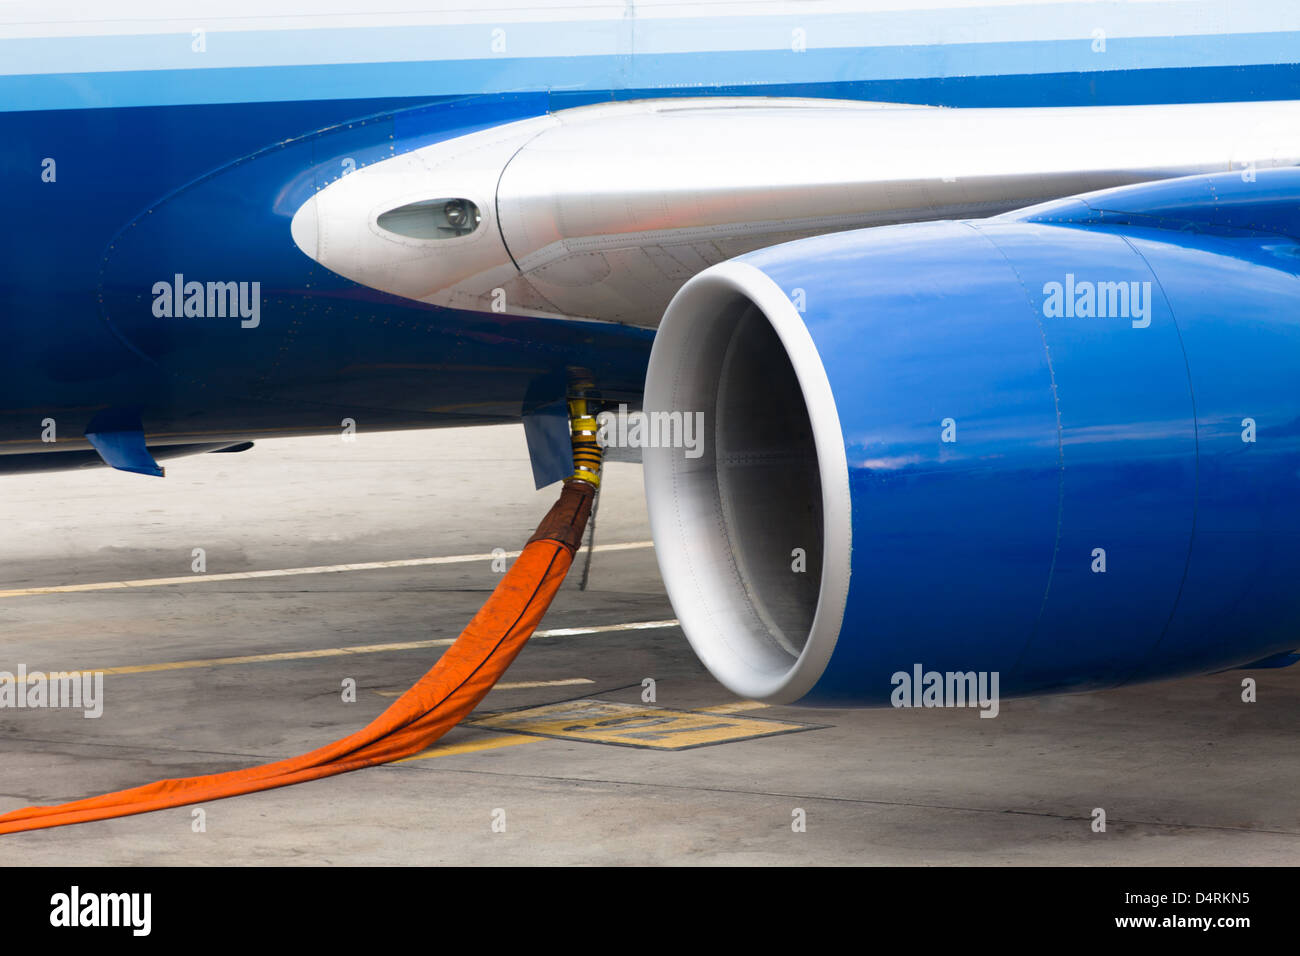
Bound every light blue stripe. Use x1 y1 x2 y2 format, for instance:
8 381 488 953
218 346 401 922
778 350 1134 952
2 2 1299 77
629 33 1300 84
2 35 1297 113
0 21 629 76
0 56 625 112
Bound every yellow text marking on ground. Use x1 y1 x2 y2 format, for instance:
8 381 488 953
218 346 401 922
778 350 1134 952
396 700 775 762
468 699 820 751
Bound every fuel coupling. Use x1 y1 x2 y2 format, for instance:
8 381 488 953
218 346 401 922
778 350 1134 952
568 395 603 488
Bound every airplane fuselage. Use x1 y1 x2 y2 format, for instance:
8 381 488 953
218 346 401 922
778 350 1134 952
2 2 1298 469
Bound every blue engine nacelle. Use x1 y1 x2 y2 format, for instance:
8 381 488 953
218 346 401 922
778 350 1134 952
643 169 1300 706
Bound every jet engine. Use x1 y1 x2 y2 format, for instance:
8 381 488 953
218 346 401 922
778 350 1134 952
643 169 1300 705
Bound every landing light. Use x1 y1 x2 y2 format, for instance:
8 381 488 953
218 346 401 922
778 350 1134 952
376 197 481 239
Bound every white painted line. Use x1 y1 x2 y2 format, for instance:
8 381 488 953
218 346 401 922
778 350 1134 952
0 540 656 598
536 619 680 637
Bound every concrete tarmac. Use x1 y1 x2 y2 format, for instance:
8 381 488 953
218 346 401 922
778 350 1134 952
1 426 1296 864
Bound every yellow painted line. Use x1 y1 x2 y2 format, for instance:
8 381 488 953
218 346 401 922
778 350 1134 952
0 620 679 682
0 641 451 680
468 699 820 751
374 677 594 697
697 700 770 714
395 733 540 763
0 540 655 598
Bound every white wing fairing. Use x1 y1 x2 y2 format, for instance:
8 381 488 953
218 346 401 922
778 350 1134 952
291 98 1300 327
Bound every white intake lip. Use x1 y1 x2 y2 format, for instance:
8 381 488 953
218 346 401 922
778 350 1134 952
642 260 851 703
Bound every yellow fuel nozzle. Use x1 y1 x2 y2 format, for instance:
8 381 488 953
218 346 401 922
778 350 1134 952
568 394 603 489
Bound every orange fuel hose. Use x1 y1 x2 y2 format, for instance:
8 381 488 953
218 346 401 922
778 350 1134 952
0 479 596 835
